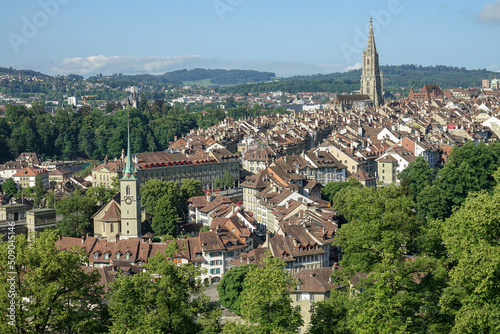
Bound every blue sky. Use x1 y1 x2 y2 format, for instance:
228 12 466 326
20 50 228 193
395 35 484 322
0 0 499 77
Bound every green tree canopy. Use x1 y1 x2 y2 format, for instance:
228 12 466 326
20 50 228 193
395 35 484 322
0 231 109 334
33 175 45 208
151 195 179 236
56 190 96 237
1 178 16 197
397 156 434 201
238 254 302 333
440 170 500 333
108 242 219 334
332 185 418 274
309 289 353 334
180 178 205 204
221 171 235 189
321 178 362 203
217 264 255 315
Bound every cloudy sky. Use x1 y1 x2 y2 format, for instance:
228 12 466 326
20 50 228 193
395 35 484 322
1 0 499 77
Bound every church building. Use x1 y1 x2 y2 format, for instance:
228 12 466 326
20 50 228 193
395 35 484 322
92 120 142 241
360 17 384 107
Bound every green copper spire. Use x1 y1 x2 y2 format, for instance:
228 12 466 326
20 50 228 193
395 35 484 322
122 114 136 179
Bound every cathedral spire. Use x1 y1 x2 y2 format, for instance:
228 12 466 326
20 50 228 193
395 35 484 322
367 17 377 54
123 113 135 179
360 17 384 107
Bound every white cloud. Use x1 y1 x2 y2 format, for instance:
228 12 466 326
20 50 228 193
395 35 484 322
50 55 212 76
479 0 500 24
47 55 349 77
344 62 362 71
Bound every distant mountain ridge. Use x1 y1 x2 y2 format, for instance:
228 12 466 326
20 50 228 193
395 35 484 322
89 68 277 86
0 64 497 94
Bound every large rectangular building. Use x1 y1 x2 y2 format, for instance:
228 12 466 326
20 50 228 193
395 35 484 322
92 149 240 190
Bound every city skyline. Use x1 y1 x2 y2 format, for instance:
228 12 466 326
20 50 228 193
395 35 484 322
1 0 499 77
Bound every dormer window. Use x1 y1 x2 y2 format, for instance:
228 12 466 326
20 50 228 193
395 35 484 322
125 252 131 260
104 253 110 260
115 252 121 259
93 252 99 260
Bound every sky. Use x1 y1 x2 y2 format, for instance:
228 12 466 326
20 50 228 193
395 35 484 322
0 0 499 77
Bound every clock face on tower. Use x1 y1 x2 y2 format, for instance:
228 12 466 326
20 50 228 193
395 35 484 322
125 197 132 205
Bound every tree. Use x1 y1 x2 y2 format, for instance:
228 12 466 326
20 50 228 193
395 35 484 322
321 178 362 202
309 290 353 334
397 156 434 201
108 242 218 333
180 178 205 203
416 184 448 222
86 185 118 206
440 172 500 333
332 185 418 274
49 180 58 190
239 254 302 333
0 231 109 334
221 171 235 189
151 195 179 236
56 190 96 237
347 254 450 333
217 265 255 315
1 178 16 197
33 175 45 208
140 179 182 216
213 177 223 190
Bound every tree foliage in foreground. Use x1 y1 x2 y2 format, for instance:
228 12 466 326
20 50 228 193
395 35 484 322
227 255 302 334
56 190 96 237
0 231 109 334
108 242 220 334
217 264 254 315
440 170 500 333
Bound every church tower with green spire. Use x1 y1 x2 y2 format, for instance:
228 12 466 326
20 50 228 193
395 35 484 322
120 116 141 239
360 17 384 107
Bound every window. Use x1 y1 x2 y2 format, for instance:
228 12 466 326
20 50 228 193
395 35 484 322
125 252 131 259
104 253 109 259
296 294 301 302
126 185 130 196
110 224 114 233
115 253 121 259
310 294 315 301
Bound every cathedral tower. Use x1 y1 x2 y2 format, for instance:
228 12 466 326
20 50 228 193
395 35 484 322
120 116 141 239
360 18 384 107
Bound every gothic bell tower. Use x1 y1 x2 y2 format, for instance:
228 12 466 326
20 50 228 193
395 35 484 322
120 116 141 239
360 18 384 107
